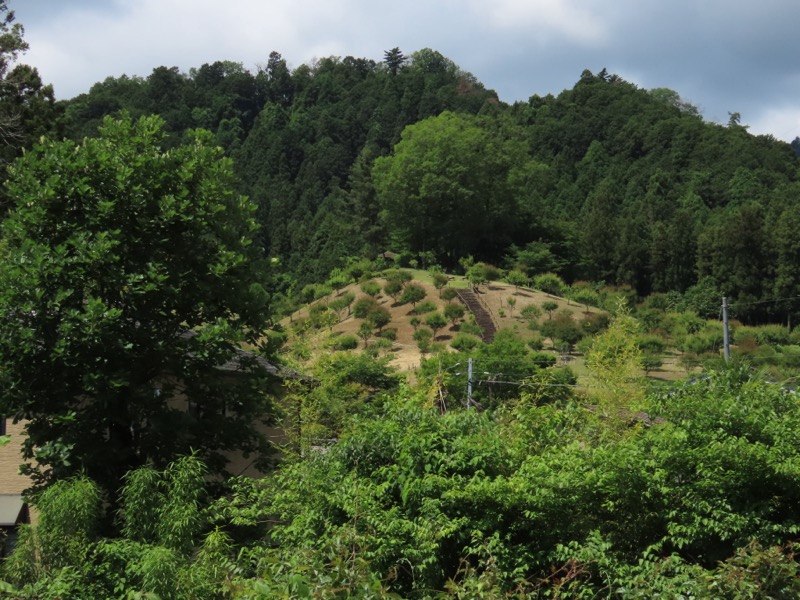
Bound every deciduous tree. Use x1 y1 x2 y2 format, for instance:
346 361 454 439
399 283 427 307
373 111 530 265
425 312 448 340
0 114 272 493
444 302 465 325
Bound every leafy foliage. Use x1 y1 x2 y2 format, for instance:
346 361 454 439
221 368 800 597
585 302 645 422
0 114 272 494
4 370 800 597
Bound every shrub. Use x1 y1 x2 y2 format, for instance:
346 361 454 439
642 353 663 374
329 292 356 317
384 269 413 285
466 262 501 287
413 328 433 353
377 328 397 341
505 269 529 290
637 335 667 354
580 312 611 335
683 333 721 355
367 306 392 331
300 283 333 303
359 279 381 297
353 296 379 319
432 272 449 294
533 273 565 296
413 300 437 315
541 312 582 347
383 279 404 301
527 336 544 351
576 335 594 354
441 287 458 302
529 351 557 368
344 257 375 281
444 303 465 324
451 333 481 352
425 312 448 338
308 302 329 315
521 304 542 321
542 301 559 318
326 268 349 292
264 328 289 354
572 288 600 312
460 320 483 337
745 324 790 346
371 337 393 354
399 283 427 307
331 335 359 351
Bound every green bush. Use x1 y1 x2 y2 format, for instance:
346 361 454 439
371 337 393 353
359 279 381 297
529 351 556 368
533 272 565 296
683 333 722 355
413 327 433 353
399 283 427 306
383 269 413 284
412 300 437 315
353 296 379 319
580 312 611 335
527 336 544 351
636 334 667 354
331 335 359 351
377 328 397 341
460 320 482 337
451 333 481 352
441 287 459 302
735 324 791 347
520 304 542 321
344 257 376 281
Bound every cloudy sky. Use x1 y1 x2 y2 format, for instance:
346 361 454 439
14 0 800 142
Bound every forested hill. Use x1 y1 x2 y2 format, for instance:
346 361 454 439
60 51 800 322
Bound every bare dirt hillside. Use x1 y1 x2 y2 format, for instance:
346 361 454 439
281 277 604 374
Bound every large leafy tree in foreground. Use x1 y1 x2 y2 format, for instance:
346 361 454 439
0 114 272 494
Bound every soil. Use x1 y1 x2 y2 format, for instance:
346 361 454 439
280 276 691 383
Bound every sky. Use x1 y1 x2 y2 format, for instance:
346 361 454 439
13 0 800 143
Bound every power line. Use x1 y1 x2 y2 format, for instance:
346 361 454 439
730 295 800 308
474 379 596 389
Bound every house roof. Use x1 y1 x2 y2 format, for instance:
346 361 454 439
178 329 305 380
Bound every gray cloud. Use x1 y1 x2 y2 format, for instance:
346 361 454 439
13 0 800 141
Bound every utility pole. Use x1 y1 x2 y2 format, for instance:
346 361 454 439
467 357 473 410
722 296 731 361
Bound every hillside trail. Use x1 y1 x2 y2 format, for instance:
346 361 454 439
456 288 497 342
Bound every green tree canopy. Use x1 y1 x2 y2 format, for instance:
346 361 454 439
0 114 272 494
0 1 59 206
373 111 533 266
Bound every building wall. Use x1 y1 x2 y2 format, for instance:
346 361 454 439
0 419 34 495
0 372 296 493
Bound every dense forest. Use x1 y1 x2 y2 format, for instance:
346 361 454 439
53 49 800 324
6 2 800 596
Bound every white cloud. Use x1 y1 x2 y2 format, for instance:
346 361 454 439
466 0 608 45
13 0 800 143
748 106 800 143
22 0 368 97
